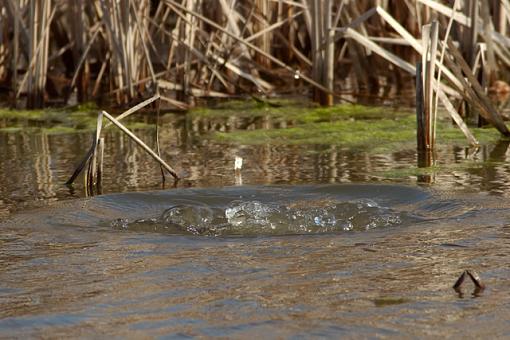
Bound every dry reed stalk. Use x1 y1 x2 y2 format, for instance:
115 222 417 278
158 79 230 97
87 110 104 192
12 0 20 107
146 13 274 93
1 0 510 113
27 0 35 106
245 10 303 43
472 43 486 76
416 60 432 168
421 25 431 151
446 38 508 131
443 39 510 136
66 95 162 185
174 0 196 103
22 0 54 108
437 89 478 146
480 1 496 83
131 3 157 88
422 21 438 150
433 0 460 143
96 137 105 193
70 27 100 92
274 29 312 66
310 0 322 101
418 0 470 26
416 61 426 154
105 94 160 128
164 0 337 98
74 102 180 192
101 110 179 179
308 0 334 104
375 6 462 90
344 19 474 129
343 28 415 73
254 0 272 68
70 0 89 102
0 6 7 84
324 0 334 105
159 95 190 110
100 0 152 104
463 0 479 66
333 6 463 95
502 0 510 28
92 51 110 97
17 5 56 101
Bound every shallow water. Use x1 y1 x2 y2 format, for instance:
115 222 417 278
2 112 510 337
2 184 510 337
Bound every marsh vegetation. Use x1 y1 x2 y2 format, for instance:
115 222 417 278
0 1 508 112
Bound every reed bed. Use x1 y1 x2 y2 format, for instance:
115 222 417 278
2 1 510 137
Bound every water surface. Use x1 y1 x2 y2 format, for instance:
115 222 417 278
1 111 510 337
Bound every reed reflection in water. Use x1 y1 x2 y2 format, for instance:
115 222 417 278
2 114 510 217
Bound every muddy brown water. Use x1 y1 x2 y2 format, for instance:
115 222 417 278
1 112 510 337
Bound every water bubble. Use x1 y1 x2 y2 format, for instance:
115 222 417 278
160 205 213 234
342 220 354 231
225 201 274 228
111 218 129 229
109 197 407 236
313 213 336 227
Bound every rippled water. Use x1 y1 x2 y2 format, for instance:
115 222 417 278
2 184 510 337
2 112 510 337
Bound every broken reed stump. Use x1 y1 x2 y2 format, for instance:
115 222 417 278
416 21 438 168
416 61 432 168
453 270 485 297
102 110 179 179
66 95 179 194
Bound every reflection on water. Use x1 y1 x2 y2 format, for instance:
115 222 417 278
2 112 510 337
2 113 510 218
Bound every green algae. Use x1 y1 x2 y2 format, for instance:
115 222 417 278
0 127 24 133
0 105 154 134
190 98 402 124
123 122 155 130
0 106 95 125
437 124 505 145
214 110 418 153
0 102 98 120
208 100 507 153
374 166 440 179
0 126 80 135
215 119 416 152
374 157 507 180
72 101 99 112
0 108 48 120
190 99 297 119
297 104 404 123
42 126 81 135
2 100 508 154
0 121 153 135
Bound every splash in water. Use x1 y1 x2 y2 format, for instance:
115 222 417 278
111 197 408 236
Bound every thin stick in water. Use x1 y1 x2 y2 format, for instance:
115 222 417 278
101 110 179 179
